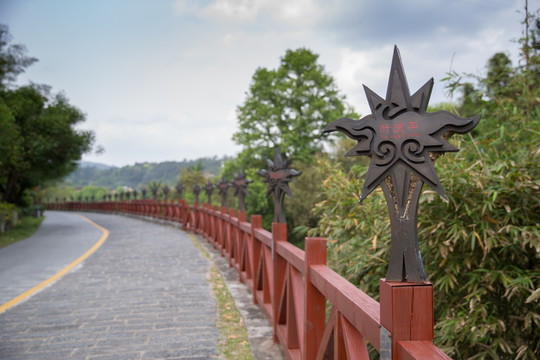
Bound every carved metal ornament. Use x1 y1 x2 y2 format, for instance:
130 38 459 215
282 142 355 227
175 183 184 199
192 184 201 203
232 168 253 212
257 147 302 223
324 46 480 282
162 185 170 198
203 180 214 204
217 176 230 207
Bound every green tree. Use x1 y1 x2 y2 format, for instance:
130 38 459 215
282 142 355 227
0 86 94 205
77 185 108 202
147 180 163 200
227 48 357 233
178 164 206 191
232 47 356 168
0 24 37 89
0 26 94 205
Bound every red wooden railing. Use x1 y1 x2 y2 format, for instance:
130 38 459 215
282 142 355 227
47 200 451 360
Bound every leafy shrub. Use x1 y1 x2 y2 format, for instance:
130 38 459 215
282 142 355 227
311 12 540 359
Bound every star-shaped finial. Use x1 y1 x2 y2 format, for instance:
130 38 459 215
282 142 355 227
217 176 230 207
325 46 480 216
192 183 201 203
162 185 170 198
175 183 184 199
203 180 214 204
257 147 302 223
324 46 481 282
232 168 253 212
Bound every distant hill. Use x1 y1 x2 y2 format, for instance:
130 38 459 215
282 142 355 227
78 161 114 170
65 156 230 189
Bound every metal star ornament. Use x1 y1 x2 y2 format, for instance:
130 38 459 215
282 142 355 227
257 147 302 223
203 180 214 204
324 46 481 282
217 176 230 207
232 168 253 212
192 184 201 203
175 183 184 199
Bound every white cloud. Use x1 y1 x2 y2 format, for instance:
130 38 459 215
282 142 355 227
1 0 531 167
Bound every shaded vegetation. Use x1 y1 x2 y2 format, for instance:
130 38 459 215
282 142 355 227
0 215 43 249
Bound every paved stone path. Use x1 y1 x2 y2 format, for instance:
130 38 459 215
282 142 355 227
0 212 219 360
0 212 103 305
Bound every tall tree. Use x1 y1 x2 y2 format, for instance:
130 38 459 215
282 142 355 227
0 24 37 89
0 86 94 204
0 25 94 205
232 48 356 167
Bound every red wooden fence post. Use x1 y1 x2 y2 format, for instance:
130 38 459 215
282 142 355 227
219 206 227 256
379 280 434 359
227 208 236 263
250 215 263 305
272 222 288 343
236 210 247 271
304 237 327 360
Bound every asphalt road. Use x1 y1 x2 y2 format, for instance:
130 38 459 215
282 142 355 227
0 211 103 306
0 211 219 359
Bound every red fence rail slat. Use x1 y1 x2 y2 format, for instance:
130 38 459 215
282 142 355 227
47 201 450 360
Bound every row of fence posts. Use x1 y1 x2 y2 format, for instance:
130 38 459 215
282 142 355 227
46 195 450 360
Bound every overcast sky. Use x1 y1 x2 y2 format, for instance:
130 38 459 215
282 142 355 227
0 0 535 167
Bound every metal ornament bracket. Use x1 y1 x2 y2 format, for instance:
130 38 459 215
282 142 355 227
232 168 253 212
203 180 214 204
217 176 230 207
192 184 201 203
257 147 301 223
324 46 480 282
175 183 184 199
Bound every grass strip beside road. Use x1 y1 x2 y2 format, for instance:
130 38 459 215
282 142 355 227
0 216 44 249
188 234 253 360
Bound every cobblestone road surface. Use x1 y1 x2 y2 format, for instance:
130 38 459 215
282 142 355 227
0 212 219 360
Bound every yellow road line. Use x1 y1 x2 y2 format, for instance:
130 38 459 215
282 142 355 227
0 214 109 314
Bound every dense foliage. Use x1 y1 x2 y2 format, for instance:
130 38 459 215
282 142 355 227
227 48 356 235
0 25 94 205
311 12 540 359
232 47 356 168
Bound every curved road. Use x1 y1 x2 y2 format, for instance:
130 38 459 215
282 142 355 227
0 212 104 306
0 211 218 359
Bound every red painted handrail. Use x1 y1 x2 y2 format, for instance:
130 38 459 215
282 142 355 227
46 200 451 360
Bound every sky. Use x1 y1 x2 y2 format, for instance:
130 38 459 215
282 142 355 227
0 0 536 167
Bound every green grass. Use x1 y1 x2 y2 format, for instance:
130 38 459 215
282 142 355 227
0 216 44 249
188 234 253 360
209 266 254 360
